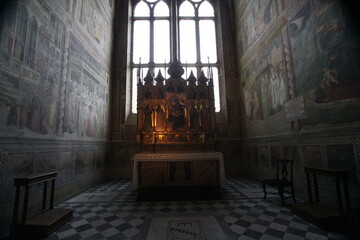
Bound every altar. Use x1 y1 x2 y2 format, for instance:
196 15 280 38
133 59 223 193
132 152 225 191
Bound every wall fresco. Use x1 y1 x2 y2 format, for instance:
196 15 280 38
63 35 109 139
235 0 278 56
80 0 112 56
0 1 64 136
238 0 360 134
242 34 289 121
0 0 111 139
0 1 113 235
289 0 360 127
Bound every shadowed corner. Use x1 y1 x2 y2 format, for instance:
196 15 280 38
0 0 18 15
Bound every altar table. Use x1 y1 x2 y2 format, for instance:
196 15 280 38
132 152 225 190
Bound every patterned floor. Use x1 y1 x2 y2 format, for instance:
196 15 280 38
44 177 357 240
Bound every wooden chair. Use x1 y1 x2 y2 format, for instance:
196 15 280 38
262 158 296 205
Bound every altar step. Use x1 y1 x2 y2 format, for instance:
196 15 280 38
137 186 222 201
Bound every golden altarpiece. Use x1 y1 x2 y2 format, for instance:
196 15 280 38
133 60 225 190
136 60 217 152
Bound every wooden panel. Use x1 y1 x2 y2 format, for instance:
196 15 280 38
140 162 167 187
193 160 217 186
167 161 193 186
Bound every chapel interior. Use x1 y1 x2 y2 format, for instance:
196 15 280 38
0 0 360 239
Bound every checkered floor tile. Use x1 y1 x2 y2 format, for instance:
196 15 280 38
43 176 358 240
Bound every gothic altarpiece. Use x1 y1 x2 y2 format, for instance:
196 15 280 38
133 60 225 189
136 60 217 153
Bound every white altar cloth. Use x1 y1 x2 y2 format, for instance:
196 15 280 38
132 152 225 190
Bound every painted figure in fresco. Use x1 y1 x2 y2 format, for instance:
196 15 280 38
44 81 59 129
86 105 97 137
96 95 106 137
322 67 338 87
144 105 153 131
167 98 185 131
7 102 18 127
66 81 80 134
155 104 166 131
26 96 47 134
19 94 32 129
315 48 360 103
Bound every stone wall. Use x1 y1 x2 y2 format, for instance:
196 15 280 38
234 0 360 208
0 0 114 236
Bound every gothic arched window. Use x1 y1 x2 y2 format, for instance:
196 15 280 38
131 0 219 113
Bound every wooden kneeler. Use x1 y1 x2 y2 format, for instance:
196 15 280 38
10 172 73 239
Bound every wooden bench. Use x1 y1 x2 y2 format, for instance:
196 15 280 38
290 167 351 231
10 172 73 238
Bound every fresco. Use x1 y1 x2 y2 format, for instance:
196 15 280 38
0 0 110 139
289 0 360 127
63 36 108 139
80 0 111 55
0 2 62 136
242 34 289 121
236 0 278 56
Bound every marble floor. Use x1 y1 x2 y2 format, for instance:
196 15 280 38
44 177 357 240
